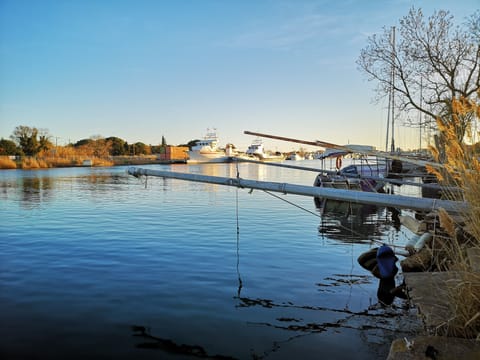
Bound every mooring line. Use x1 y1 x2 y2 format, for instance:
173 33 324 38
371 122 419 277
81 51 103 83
262 189 321 218
261 189 411 253
235 161 243 296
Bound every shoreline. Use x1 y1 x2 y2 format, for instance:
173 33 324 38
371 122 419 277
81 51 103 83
0 155 188 170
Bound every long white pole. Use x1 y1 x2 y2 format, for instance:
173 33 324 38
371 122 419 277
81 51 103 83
128 167 465 214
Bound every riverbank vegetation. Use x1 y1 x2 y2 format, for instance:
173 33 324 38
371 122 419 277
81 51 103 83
0 127 195 169
426 94 480 339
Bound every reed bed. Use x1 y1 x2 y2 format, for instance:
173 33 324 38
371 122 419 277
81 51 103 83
0 156 114 169
427 93 480 339
0 156 17 169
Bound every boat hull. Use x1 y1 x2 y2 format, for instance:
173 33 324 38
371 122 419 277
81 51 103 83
187 150 229 163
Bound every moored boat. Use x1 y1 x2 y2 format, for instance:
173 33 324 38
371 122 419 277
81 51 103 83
245 138 284 161
314 146 388 192
287 152 304 161
187 130 230 163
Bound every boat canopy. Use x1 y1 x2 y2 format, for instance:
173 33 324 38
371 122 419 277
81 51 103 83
318 145 377 160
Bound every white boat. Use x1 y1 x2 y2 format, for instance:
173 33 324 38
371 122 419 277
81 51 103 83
315 146 388 192
187 130 230 163
287 152 304 161
245 139 284 161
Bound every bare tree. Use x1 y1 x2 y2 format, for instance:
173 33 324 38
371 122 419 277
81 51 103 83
357 7 479 143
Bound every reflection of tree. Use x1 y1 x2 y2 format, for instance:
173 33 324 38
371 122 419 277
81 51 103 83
315 198 396 243
130 325 237 359
13 170 129 208
233 292 419 359
20 175 53 208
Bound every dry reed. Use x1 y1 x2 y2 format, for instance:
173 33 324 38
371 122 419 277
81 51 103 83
0 156 17 169
427 92 480 339
20 157 41 169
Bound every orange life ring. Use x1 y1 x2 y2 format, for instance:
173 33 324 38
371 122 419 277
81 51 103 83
335 156 342 169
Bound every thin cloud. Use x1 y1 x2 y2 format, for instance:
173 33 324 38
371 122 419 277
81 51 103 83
226 13 345 50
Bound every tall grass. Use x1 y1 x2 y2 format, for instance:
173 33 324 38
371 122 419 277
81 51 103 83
0 155 115 170
0 156 17 169
426 92 480 339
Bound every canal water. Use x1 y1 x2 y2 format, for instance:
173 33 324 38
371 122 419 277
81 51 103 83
0 161 422 359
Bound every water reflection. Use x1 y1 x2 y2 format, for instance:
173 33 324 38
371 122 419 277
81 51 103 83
131 325 237 359
315 198 397 243
176 162 270 193
11 173 54 208
1 164 419 359
233 292 417 360
0 168 130 207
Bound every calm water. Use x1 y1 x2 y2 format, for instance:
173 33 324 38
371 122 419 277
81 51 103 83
0 162 421 359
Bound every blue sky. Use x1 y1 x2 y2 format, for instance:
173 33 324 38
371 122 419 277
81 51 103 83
0 0 478 151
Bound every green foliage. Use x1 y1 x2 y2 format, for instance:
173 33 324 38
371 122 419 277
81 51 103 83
0 138 19 155
7 126 190 157
11 125 40 156
150 145 164 154
132 142 148 155
38 133 53 152
185 139 200 149
74 138 94 147
106 136 127 156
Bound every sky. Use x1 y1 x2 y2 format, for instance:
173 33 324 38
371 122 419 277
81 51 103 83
0 0 478 152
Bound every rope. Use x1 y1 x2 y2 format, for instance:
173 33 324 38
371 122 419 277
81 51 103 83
262 189 411 252
262 189 375 240
261 188 375 237
235 160 243 296
262 190 321 218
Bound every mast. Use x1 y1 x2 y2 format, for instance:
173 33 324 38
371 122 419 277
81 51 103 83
390 26 396 153
419 78 423 151
243 130 443 169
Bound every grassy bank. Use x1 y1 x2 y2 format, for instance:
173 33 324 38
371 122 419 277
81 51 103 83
0 156 114 169
0 155 186 170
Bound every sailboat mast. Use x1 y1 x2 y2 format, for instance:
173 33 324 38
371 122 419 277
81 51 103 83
390 26 396 153
419 78 423 151
385 91 391 152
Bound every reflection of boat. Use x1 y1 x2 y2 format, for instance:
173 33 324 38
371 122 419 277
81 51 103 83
187 130 230 163
245 139 284 161
315 196 393 243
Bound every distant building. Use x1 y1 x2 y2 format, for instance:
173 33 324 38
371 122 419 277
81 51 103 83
158 146 189 161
